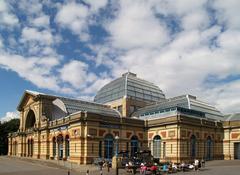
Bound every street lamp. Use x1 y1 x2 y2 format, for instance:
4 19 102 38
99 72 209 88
115 135 119 175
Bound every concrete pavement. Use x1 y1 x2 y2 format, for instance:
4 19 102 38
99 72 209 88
0 156 240 175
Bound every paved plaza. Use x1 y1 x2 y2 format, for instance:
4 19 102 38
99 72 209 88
0 156 240 175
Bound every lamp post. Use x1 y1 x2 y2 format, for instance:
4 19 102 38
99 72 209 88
115 135 119 175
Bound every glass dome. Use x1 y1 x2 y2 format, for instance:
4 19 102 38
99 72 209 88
94 72 165 104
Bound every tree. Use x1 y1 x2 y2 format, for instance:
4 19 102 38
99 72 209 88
0 119 20 155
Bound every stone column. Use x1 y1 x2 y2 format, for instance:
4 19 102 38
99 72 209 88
8 137 12 156
63 138 66 160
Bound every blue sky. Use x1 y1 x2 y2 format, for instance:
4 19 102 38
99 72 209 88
0 0 240 121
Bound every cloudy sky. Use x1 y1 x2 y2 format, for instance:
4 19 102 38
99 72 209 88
0 0 240 121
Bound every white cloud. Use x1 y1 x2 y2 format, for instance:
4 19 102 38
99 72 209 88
213 0 240 29
90 0 240 114
85 0 108 12
0 37 3 48
107 0 169 49
203 80 240 114
21 27 53 45
18 0 43 16
0 0 19 27
55 1 108 41
0 111 19 122
31 15 50 28
60 60 88 88
0 53 61 91
0 0 240 115
55 2 90 40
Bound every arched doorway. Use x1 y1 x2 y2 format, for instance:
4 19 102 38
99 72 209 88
57 135 63 160
153 135 161 158
52 137 56 158
65 135 70 159
131 136 138 157
25 110 36 129
104 134 114 159
206 136 212 160
190 135 196 158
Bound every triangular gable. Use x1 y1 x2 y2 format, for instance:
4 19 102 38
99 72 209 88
17 91 39 111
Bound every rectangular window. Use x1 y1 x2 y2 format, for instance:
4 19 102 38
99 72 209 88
75 143 77 153
171 144 173 154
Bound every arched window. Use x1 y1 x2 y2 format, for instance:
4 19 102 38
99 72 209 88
153 135 161 158
25 110 36 129
104 134 114 159
190 135 196 158
57 135 63 159
131 136 138 157
65 135 70 158
52 137 56 157
206 136 212 160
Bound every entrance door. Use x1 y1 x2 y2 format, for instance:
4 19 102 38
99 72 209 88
206 136 212 160
234 142 240 159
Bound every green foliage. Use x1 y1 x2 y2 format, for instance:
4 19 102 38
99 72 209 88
0 119 20 155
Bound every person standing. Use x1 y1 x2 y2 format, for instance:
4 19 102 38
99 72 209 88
194 159 199 171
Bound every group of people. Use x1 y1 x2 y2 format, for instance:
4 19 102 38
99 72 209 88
180 158 205 171
125 159 206 174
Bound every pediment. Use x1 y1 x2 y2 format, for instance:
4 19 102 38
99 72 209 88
22 95 35 108
17 91 38 111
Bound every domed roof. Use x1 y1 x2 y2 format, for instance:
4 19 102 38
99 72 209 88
94 72 165 104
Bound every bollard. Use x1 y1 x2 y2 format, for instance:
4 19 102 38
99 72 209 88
67 170 70 175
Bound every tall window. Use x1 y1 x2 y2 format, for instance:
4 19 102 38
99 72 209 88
57 135 63 159
163 142 166 158
53 137 56 157
153 135 161 158
131 136 138 157
190 135 196 158
99 141 102 158
206 136 212 160
104 134 114 159
65 135 70 158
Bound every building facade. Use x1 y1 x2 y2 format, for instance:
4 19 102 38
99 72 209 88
8 72 240 164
